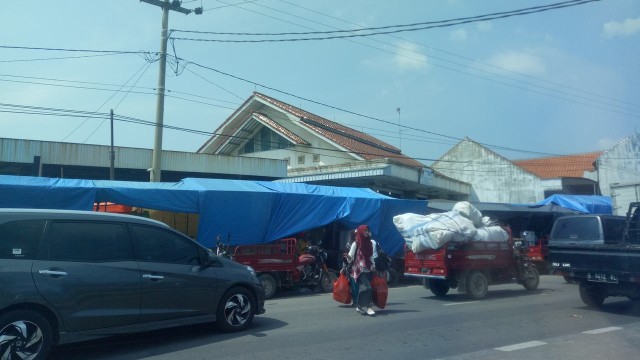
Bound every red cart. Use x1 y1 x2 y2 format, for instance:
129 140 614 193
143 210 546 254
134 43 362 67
404 229 540 299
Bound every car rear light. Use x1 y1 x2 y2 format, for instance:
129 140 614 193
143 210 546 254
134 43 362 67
433 268 445 275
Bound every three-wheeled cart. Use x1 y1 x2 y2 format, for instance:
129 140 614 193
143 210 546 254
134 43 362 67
404 232 540 299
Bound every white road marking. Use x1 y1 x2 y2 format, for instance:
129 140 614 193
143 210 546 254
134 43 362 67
582 326 623 334
442 301 479 306
495 341 547 352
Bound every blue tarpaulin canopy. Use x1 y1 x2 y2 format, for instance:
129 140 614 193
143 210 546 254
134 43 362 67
0 175 427 255
536 194 613 215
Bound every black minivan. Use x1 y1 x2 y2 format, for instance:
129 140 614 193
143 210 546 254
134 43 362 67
0 209 265 359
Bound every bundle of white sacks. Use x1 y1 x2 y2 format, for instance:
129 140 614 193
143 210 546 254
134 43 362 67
393 201 509 253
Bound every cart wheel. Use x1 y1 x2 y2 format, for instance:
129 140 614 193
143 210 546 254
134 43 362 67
429 279 450 297
579 283 606 308
523 267 540 290
320 271 337 293
466 271 488 299
259 273 277 299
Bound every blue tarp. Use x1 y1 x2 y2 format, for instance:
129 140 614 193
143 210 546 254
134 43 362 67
0 175 427 256
536 194 613 215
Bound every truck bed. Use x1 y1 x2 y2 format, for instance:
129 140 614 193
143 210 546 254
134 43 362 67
550 243 640 282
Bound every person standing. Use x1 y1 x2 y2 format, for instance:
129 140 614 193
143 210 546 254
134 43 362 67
347 225 376 316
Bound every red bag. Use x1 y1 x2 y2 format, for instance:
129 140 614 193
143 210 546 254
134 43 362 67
332 274 352 304
371 274 388 309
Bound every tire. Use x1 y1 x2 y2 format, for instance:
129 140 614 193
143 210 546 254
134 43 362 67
523 266 540 291
216 287 255 332
579 284 606 308
320 271 337 293
259 273 278 299
466 271 489 300
0 309 53 360
429 279 450 297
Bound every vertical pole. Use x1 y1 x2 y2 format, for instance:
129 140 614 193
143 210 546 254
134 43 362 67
110 109 115 180
150 0 169 182
396 107 402 151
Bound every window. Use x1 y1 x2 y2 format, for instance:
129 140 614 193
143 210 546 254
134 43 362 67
551 217 600 241
46 221 133 262
129 225 199 264
283 157 290 165
0 220 46 260
298 155 305 164
313 154 320 163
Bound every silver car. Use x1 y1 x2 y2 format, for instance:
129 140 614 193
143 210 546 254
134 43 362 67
0 209 265 359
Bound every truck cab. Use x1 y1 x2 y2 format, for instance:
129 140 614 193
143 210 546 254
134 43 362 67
549 214 627 247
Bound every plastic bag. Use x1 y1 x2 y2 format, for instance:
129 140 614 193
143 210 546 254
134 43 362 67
332 274 352 305
371 274 388 309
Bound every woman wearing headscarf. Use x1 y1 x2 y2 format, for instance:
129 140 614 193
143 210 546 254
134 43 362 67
347 224 376 315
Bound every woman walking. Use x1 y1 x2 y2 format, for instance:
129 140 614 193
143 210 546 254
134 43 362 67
347 225 376 316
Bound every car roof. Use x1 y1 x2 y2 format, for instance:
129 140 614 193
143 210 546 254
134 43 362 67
0 208 170 228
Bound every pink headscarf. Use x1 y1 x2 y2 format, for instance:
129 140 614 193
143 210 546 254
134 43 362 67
355 225 373 268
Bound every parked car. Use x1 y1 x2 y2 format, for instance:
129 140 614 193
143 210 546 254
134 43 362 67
0 208 265 360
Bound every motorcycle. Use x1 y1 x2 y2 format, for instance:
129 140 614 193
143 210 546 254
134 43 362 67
215 233 234 260
298 243 337 293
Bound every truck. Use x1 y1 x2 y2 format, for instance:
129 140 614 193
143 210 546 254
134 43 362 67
230 238 338 299
548 202 640 307
404 227 540 299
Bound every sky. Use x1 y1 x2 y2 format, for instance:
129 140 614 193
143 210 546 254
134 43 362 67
1 0 639 166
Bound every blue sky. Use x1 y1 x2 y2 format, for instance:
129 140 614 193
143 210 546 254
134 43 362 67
1 0 638 165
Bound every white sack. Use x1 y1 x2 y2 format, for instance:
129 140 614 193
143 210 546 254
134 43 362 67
394 211 477 250
473 226 509 242
453 201 484 228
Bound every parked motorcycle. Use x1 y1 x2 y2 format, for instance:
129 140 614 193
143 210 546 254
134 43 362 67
298 244 337 292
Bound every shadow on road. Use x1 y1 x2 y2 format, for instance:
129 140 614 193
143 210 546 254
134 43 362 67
576 299 640 318
49 317 288 360
420 287 556 303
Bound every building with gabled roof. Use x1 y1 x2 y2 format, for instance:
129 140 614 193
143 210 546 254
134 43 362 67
432 134 640 213
198 92 469 200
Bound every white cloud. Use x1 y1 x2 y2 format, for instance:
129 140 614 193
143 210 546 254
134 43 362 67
394 41 428 70
449 28 467 41
486 51 546 76
603 17 640 38
477 21 492 32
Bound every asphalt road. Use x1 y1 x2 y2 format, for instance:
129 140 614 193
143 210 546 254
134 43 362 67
49 276 640 360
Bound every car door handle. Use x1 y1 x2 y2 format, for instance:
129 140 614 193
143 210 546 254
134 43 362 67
38 270 68 276
142 274 164 280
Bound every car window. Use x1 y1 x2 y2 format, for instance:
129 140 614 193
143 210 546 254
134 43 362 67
129 225 199 264
0 220 46 260
551 217 600 241
46 221 133 262
602 218 625 243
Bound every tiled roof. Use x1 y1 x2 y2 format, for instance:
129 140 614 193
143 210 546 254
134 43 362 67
254 92 424 169
513 151 603 179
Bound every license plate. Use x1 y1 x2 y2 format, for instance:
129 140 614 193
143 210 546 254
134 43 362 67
587 273 618 283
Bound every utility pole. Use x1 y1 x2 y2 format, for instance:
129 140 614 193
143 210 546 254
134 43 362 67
110 109 115 180
396 107 402 151
141 0 199 182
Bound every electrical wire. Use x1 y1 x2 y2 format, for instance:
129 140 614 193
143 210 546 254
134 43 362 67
171 0 600 42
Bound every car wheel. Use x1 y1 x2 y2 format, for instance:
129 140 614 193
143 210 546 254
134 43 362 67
0 309 53 360
579 284 606 308
259 273 278 299
466 271 489 300
429 279 450 297
216 287 255 332
523 267 540 290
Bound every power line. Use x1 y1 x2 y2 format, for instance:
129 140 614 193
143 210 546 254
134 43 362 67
0 44 148 54
3 101 638 176
275 0 640 112
171 0 600 42
185 0 638 119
